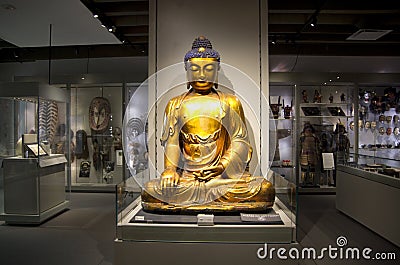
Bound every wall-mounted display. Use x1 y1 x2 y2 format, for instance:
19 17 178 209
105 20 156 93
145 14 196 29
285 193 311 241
357 86 400 150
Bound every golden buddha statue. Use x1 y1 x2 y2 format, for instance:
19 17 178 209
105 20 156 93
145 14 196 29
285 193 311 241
141 36 275 213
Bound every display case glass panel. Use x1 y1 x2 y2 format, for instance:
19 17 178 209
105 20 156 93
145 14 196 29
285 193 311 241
269 84 297 222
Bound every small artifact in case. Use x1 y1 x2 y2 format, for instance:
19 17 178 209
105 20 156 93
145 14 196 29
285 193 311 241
327 107 346 116
79 161 91 178
301 107 321 116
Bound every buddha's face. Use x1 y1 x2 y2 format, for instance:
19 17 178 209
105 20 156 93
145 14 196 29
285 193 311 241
187 58 219 92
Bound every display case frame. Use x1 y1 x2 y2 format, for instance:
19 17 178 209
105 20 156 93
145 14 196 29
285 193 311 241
116 74 297 247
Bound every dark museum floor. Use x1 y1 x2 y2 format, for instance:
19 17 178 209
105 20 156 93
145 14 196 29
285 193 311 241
0 192 398 265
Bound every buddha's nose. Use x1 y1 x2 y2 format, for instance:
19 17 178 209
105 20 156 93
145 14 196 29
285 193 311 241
199 69 206 80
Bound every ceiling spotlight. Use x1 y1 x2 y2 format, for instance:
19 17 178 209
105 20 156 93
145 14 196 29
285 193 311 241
337 76 340 79
81 77 85 80
271 35 277 45
101 24 105 28
93 14 99 18
108 28 113 32
310 17 317 27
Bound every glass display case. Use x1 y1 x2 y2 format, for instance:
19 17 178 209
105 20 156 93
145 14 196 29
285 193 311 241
115 71 297 251
296 84 355 189
0 82 70 224
70 84 125 190
269 80 356 192
336 84 400 247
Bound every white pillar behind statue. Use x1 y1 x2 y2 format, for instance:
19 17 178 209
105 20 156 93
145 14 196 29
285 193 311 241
148 0 269 178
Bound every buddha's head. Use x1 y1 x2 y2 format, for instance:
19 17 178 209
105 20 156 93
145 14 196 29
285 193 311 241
184 36 220 92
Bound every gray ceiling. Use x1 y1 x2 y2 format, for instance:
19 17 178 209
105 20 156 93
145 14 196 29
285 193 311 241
0 0 120 47
1 0 400 64
268 0 400 56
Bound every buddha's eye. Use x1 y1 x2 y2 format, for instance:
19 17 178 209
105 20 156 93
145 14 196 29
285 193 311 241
204 64 215 72
189 65 200 71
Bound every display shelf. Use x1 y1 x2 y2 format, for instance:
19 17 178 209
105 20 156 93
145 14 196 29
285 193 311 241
300 116 354 118
270 117 294 121
300 102 351 106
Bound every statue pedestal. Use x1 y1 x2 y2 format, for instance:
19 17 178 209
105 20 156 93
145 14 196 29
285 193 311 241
117 197 294 242
115 197 296 264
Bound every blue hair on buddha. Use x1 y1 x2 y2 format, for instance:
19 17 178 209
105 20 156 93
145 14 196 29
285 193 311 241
184 36 220 63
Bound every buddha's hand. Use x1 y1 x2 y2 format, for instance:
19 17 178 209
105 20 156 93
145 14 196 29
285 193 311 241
160 168 180 195
194 164 224 182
